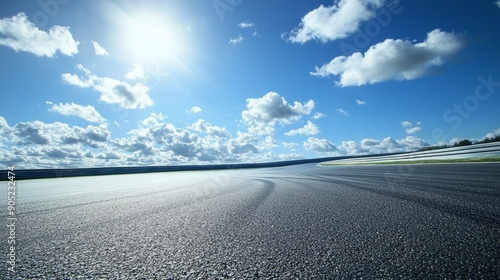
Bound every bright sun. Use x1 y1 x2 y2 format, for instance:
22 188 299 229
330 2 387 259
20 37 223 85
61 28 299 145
117 9 188 68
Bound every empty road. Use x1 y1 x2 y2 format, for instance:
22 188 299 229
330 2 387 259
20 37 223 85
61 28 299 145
2 163 500 278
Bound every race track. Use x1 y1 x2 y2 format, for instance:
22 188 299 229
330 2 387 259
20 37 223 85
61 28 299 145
2 163 500 278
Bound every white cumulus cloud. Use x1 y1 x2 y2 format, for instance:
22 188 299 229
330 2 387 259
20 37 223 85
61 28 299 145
401 121 413 128
337 108 349 116
285 121 320 136
356 99 366 105
125 64 145 80
312 112 327 120
227 131 258 154
282 142 297 149
401 121 422 134
11 120 110 148
0 13 79 57
288 0 385 44
96 79 152 109
60 73 93 88
0 116 8 130
311 29 463 86
482 128 500 140
229 34 244 45
188 106 202 114
47 102 106 123
242 92 315 135
189 119 230 138
142 113 167 127
91 40 108 56
238 21 255 28
303 137 337 152
406 127 422 134
358 136 428 153
61 64 154 109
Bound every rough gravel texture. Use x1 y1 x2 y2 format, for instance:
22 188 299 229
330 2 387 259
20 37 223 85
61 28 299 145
2 163 500 279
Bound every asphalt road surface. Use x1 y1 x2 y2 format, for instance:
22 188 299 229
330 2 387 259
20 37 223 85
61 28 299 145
2 163 500 279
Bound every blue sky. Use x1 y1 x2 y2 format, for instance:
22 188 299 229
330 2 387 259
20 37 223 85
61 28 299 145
1 0 499 168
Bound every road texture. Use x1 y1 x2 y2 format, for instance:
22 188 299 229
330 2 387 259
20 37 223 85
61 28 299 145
2 163 500 279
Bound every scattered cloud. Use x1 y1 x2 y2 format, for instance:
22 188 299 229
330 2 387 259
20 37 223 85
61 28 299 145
142 113 167 127
285 121 319 136
230 21 258 46
356 99 366 105
0 13 79 57
125 64 145 80
189 119 230 138
238 20 258 36
242 92 315 135
337 108 349 116
496 0 500 8
260 135 278 150
60 73 93 88
227 131 258 154
359 136 428 153
406 127 422 134
11 120 110 149
305 135 430 156
287 0 386 44
60 64 94 87
2 114 498 168
282 142 297 149
229 34 244 45
311 29 463 86
116 117 204 159
113 115 261 161
47 102 106 123
303 137 337 152
0 116 8 130
188 106 202 114
482 128 500 140
401 121 412 128
11 121 49 145
91 40 108 56
401 121 422 134
312 112 327 119
97 80 153 109
337 140 367 155
238 21 255 28
61 64 154 109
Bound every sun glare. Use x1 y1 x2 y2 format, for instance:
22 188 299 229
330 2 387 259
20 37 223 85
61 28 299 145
116 8 189 68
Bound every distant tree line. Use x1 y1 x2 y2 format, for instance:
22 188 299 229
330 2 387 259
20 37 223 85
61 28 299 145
418 135 500 152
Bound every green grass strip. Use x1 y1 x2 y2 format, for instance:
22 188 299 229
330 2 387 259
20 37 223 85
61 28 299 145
320 156 500 166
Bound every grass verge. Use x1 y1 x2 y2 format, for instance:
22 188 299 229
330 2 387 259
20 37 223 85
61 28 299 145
320 156 500 166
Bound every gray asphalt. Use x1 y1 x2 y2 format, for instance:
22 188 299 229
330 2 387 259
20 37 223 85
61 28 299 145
2 163 500 279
